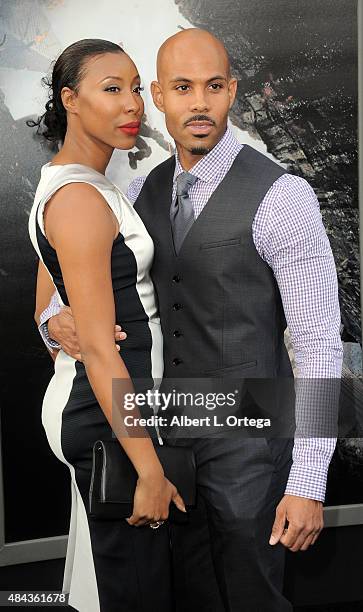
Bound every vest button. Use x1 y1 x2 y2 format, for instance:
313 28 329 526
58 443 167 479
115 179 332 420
173 330 182 338
172 358 183 366
172 275 181 283
173 303 182 311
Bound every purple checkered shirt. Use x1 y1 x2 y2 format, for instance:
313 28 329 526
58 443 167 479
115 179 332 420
39 127 343 502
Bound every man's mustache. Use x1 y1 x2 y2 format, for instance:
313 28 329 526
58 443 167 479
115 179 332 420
184 115 216 127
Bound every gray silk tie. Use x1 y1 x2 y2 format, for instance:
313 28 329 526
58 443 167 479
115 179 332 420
170 172 198 254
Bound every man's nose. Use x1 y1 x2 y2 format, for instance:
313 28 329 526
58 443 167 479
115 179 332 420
190 89 209 112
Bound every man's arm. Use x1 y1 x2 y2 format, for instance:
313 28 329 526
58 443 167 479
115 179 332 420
125 175 147 203
36 263 84 357
35 261 57 326
35 261 61 356
254 173 343 551
37 176 147 357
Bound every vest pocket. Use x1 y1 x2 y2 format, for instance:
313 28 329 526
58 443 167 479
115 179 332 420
200 238 240 249
204 359 257 376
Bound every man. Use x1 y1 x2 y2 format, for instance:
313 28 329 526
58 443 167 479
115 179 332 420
36 29 342 612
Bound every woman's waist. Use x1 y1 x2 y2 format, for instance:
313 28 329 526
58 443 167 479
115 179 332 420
117 320 162 353
114 316 161 333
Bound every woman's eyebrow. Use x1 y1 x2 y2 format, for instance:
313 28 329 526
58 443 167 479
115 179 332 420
99 76 123 83
99 74 140 83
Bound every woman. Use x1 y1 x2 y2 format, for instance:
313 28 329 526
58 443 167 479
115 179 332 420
28 39 184 612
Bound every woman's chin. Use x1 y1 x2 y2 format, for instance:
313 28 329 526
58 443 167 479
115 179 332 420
113 139 137 151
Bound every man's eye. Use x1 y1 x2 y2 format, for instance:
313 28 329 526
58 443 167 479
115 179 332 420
105 86 120 93
133 86 144 94
176 85 190 92
209 83 222 90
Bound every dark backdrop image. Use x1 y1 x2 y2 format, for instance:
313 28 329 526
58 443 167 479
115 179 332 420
0 103 71 541
0 0 361 556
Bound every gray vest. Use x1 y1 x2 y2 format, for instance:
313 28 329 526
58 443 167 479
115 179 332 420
134 145 293 381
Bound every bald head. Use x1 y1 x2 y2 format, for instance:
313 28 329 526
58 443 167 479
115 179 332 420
157 28 230 81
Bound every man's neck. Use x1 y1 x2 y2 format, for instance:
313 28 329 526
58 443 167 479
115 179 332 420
176 148 208 171
175 127 228 171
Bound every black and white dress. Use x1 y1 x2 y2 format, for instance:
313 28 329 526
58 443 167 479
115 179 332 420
28 164 171 612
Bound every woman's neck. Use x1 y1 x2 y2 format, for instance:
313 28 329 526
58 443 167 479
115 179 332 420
52 133 113 175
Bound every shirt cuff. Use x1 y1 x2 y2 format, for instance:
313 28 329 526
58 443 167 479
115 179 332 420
284 437 337 502
39 321 61 352
284 463 329 502
39 291 62 325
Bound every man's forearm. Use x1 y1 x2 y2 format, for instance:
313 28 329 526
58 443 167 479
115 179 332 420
38 291 62 351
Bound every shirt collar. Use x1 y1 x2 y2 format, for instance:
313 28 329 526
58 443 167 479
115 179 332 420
173 126 243 184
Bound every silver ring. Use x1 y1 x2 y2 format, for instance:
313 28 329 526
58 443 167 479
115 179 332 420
149 520 165 529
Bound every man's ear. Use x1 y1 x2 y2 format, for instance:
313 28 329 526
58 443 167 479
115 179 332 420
61 87 78 114
228 77 238 109
151 80 165 113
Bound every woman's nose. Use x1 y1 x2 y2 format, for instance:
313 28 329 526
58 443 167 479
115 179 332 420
123 92 142 114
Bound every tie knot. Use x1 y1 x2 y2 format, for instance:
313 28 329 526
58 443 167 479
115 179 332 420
176 172 198 196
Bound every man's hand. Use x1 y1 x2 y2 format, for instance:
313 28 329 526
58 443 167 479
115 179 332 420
48 306 127 361
269 494 324 552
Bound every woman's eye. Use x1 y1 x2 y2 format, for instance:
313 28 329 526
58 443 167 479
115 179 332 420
105 86 120 93
133 86 144 94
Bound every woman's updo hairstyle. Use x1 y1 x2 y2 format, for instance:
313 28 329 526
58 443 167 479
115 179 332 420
27 38 124 144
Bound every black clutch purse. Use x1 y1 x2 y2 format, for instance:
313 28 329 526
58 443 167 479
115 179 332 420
89 439 196 522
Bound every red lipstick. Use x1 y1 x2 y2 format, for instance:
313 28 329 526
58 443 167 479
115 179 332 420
118 121 140 136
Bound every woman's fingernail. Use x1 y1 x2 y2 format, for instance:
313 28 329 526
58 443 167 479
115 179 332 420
120 332 127 339
115 325 121 331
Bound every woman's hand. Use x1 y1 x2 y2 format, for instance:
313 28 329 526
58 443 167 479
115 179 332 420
126 471 186 527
